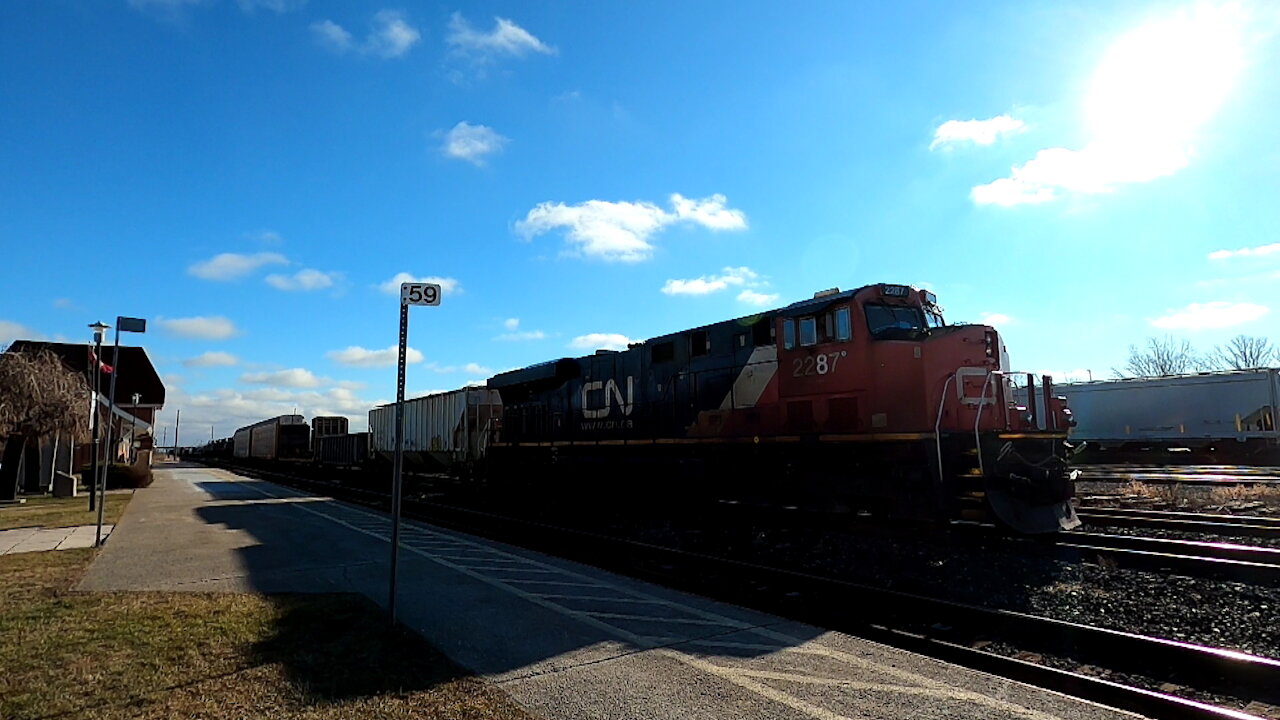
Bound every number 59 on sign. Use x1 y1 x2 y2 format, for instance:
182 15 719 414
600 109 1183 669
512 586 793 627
401 283 441 306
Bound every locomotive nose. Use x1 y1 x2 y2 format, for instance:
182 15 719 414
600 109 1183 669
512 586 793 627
986 486 1081 533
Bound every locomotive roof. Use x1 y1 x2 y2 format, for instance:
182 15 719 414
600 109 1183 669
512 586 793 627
490 283 897 384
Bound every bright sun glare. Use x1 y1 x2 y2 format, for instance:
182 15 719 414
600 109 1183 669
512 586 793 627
1085 4 1247 146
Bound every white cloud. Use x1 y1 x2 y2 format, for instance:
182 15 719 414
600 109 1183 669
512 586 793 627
128 0 203 11
240 368 324 388
0 320 41 345
516 193 748 263
737 290 780 306
569 333 633 352
236 0 304 13
441 122 509 165
495 330 546 342
1208 243 1280 260
970 5 1248 206
326 345 425 368
52 298 75 310
446 13 555 61
183 351 239 368
377 273 462 296
980 312 1014 326
311 11 419 58
495 317 547 341
1149 301 1269 330
168 382 384 437
310 19 353 52
265 268 339 291
188 252 287 281
367 10 420 58
159 316 240 340
461 362 493 376
930 115 1026 150
662 266 758 296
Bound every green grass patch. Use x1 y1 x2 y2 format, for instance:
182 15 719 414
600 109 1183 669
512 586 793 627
0 548 538 719
0 493 132 531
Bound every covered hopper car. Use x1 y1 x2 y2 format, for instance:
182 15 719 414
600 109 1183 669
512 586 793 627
1046 370 1280 462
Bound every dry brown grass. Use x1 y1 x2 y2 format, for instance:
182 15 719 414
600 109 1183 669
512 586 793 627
0 493 133 531
0 548 538 720
1205 484 1280 508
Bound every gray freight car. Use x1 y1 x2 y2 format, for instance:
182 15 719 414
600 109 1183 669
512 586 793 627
233 414 312 461
1052 369 1279 461
369 388 502 471
312 415 349 440
316 432 370 466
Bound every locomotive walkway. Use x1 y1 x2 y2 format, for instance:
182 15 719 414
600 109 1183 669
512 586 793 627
79 464 1142 720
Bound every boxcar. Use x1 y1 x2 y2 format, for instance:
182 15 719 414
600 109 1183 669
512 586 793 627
234 415 311 461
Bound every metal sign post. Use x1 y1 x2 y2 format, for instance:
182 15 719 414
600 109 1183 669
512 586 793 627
389 281 441 627
97 316 145 547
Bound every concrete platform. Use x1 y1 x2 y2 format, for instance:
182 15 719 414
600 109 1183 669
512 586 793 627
0 524 112 555
79 465 1143 719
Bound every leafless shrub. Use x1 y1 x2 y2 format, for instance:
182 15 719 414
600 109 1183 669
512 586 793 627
1114 336 1201 378
0 349 91 441
1208 335 1279 370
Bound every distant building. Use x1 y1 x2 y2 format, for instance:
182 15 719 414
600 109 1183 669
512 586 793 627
3 341 165 494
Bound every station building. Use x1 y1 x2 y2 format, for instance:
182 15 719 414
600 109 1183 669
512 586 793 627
2 340 165 496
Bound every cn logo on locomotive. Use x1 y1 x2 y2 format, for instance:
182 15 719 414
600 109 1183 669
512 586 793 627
581 377 635 419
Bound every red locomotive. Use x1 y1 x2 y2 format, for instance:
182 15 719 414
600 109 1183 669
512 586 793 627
488 283 1079 533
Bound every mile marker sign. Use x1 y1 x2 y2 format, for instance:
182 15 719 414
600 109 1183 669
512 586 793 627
389 280 441 627
401 282 441 306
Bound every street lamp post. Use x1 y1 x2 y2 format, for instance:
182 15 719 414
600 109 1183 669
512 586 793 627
87 322 108 512
96 316 146 547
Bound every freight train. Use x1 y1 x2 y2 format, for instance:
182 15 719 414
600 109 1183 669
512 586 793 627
1032 370 1280 463
204 283 1080 533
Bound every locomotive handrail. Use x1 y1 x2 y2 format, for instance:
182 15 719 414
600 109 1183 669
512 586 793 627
934 374 956 484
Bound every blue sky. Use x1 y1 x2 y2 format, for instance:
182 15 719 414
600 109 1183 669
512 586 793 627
2 0 1279 439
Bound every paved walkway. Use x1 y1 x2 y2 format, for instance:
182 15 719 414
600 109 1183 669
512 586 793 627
0 524 112 555
78 465 1142 720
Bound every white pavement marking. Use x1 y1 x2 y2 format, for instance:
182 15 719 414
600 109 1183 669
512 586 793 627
213 473 1103 720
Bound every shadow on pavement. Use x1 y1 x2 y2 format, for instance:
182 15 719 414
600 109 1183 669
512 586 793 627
252 593 465 701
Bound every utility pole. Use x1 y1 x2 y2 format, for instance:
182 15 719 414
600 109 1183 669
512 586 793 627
174 409 181 458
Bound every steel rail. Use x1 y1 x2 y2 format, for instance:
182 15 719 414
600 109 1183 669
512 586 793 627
203 459 1278 720
1050 532 1280 585
1077 507 1280 539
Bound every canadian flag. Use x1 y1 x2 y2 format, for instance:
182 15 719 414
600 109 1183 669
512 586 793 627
88 349 113 374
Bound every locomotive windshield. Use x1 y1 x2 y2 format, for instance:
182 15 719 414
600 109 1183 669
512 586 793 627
864 304 928 340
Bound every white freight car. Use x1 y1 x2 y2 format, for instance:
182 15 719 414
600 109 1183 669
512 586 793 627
369 388 503 470
1054 369 1279 458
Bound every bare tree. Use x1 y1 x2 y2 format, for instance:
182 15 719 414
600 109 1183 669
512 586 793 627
1 350 91 496
1115 336 1201 378
1208 335 1279 370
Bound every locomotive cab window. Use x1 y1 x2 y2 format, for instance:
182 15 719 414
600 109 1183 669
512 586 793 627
864 304 927 340
799 317 817 346
834 306 852 341
782 319 796 350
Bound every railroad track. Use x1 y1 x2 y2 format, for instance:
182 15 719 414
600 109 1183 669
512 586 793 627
1051 530 1280 585
1077 506 1280 539
1078 464 1280 486
203 459 1279 720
